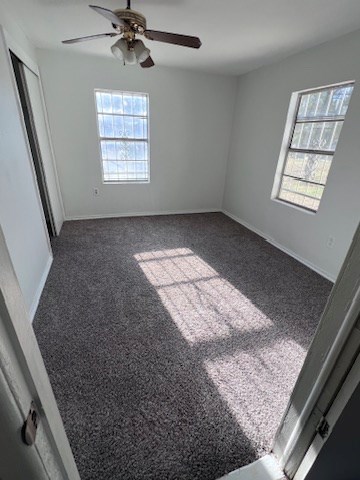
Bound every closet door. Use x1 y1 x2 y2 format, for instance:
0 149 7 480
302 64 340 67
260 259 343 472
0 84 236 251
22 65 64 234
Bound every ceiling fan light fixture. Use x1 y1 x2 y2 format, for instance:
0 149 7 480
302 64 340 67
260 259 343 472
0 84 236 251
124 50 137 65
111 38 137 65
111 38 127 59
133 39 151 63
63 1 202 69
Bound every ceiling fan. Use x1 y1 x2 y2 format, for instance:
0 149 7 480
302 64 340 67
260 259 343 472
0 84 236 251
62 0 202 68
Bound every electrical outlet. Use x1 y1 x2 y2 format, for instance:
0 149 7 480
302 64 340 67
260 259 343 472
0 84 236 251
93 187 99 197
327 236 335 248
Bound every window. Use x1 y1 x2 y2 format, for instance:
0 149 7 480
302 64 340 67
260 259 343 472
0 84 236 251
95 89 149 183
275 82 354 212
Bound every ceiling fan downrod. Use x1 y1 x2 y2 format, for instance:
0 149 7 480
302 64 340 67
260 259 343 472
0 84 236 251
127 0 131 9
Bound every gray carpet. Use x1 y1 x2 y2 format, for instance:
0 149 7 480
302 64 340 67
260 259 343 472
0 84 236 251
34 213 332 480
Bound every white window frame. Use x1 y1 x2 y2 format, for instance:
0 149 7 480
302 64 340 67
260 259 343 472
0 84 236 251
94 88 150 184
272 81 354 213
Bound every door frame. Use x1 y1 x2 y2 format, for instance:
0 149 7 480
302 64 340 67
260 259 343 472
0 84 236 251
11 50 57 238
0 225 80 479
294 348 360 480
273 221 360 478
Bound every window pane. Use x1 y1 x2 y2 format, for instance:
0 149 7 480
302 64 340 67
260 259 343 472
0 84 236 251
104 160 119 177
298 91 321 118
132 95 146 115
97 114 105 137
283 151 332 186
95 90 149 182
100 114 114 137
112 94 123 114
95 92 103 113
135 142 146 160
276 83 353 212
101 140 117 160
291 121 343 151
123 116 134 138
123 94 133 115
102 160 149 182
135 161 148 173
298 84 354 120
101 93 112 113
340 86 354 115
103 160 124 182
281 175 324 200
328 85 353 116
113 115 124 137
133 118 147 139
114 141 134 160
278 189 320 212
316 89 332 117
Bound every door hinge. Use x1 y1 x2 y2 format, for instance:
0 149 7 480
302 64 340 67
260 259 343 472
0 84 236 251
316 416 330 439
22 401 40 446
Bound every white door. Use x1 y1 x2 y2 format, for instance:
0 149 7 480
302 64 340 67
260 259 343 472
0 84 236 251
273 222 360 478
0 225 80 479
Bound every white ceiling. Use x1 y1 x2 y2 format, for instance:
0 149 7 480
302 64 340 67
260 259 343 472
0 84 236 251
4 0 360 75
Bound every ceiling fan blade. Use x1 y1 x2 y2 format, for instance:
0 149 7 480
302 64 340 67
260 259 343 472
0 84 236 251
140 56 155 68
89 5 126 27
62 33 118 44
144 30 201 49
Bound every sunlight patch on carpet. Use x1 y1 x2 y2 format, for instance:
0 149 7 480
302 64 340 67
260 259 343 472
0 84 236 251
134 248 273 345
204 338 305 449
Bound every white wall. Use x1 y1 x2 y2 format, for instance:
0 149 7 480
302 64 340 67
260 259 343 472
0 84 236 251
1 5 65 235
37 49 237 219
0 25 52 319
223 29 360 281
0 1 36 62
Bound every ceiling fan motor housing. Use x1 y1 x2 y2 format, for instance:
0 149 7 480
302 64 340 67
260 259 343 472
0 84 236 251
114 9 147 33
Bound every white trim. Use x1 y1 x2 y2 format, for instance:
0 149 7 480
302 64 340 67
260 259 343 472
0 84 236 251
271 91 299 199
217 455 285 480
223 209 266 239
222 210 335 282
65 208 221 221
271 81 355 214
278 282 360 468
2 27 53 257
272 197 316 215
36 69 65 233
94 89 151 185
28 254 53 322
3 29 39 76
266 238 334 282
298 79 355 95
0 226 80 479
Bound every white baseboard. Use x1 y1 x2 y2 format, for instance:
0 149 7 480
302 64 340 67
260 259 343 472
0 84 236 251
65 208 221 221
222 210 335 283
62 208 334 282
223 210 267 240
29 254 53 323
266 238 335 282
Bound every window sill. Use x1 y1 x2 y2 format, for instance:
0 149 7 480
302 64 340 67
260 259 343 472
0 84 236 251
103 181 150 185
271 197 317 215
